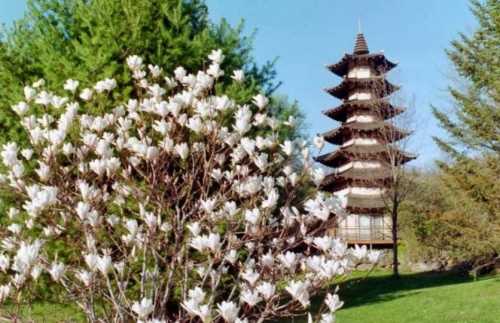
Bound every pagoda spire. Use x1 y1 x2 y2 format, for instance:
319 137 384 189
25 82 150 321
353 33 369 55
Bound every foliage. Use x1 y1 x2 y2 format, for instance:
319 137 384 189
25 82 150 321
0 0 303 147
0 52 379 322
400 163 500 269
425 0 500 268
432 0 499 155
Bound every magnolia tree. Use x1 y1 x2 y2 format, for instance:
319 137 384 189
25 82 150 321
0 50 379 322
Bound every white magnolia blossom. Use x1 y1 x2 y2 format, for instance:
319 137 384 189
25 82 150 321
311 167 326 187
175 142 189 160
325 293 344 313
0 51 377 322
207 63 224 78
368 249 382 263
313 135 325 150
256 282 275 300
79 88 93 101
280 140 294 156
48 262 65 282
217 301 239 322
241 268 260 286
231 70 245 83
319 313 336 323
190 232 221 253
148 64 163 78
132 297 155 319
286 280 311 308
352 244 368 260
240 289 261 307
12 101 29 116
284 115 296 128
304 193 342 222
278 251 299 271
63 79 80 93
0 254 10 272
94 78 117 93
24 86 37 101
127 55 144 71
252 94 269 110
208 49 225 64
12 240 42 275
35 91 53 106
33 79 45 88
0 284 11 303
96 255 113 275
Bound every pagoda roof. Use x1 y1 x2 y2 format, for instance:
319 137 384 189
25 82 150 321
314 144 415 168
327 33 397 77
320 168 390 192
325 77 399 100
323 99 404 122
327 53 397 78
321 121 410 145
345 193 386 214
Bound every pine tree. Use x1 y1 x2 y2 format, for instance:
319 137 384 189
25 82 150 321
0 0 303 145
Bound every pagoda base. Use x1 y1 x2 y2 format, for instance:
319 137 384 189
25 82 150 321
333 213 393 246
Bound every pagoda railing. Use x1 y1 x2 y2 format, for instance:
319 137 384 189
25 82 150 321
334 225 392 244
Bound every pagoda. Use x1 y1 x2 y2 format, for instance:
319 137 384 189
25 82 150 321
315 32 414 245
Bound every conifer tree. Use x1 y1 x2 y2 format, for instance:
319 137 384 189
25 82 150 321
432 0 499 155
422 0 500 269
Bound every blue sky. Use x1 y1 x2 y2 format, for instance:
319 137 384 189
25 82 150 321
1 1 476 167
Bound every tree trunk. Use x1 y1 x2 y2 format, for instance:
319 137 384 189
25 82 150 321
392 201 399 278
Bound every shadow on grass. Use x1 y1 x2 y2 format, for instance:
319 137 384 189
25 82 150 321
338 270 474 309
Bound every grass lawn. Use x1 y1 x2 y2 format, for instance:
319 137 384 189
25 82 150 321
3 271 499 322
0 301 84 322
287 271 500 323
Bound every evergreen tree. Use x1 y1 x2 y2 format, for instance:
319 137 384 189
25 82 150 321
422 0 500 270
0 0 303 145
432 0 499 155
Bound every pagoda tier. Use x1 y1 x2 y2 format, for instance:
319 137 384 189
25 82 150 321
319 167 390 192
316 32 414 245
327 53 397 77
323 99 404 122
321 121 410 145
314 144 415 168
325 77 399 100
